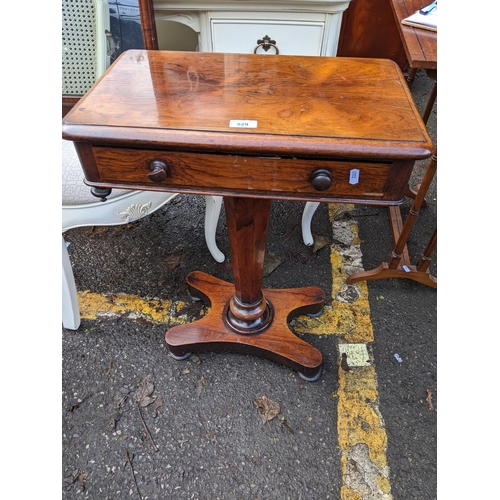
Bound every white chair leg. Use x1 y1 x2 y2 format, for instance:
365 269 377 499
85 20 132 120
62 236 81 330
301 201 320 246
204 195 225 262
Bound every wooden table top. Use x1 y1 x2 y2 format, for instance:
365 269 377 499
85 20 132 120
63 50 433 160
390 0 437 69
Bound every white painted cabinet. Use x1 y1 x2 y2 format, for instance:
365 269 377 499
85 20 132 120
153 0 352 56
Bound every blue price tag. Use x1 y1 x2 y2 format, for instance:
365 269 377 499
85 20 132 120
349 169 360 185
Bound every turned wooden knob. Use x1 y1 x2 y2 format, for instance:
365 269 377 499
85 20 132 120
310 169 332 191
90 186 112 202
147 159 170 182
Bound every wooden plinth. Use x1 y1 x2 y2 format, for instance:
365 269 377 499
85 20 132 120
165 271 325 380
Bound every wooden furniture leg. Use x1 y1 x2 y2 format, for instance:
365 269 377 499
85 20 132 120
406 67 418 89
405 69 436 203
166 196 326 380
404 183 427 206
416 227 437 273
422 80 437 124
347 153 437 288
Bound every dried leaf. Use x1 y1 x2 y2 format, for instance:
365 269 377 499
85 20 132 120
134 373 157 407
86 226 108 236
426 388 434 410
110 223 133 232
263 252 282 276
312 234 330 254
78 471 88 491
254 395 280 424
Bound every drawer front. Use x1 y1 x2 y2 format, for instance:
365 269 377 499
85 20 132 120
211 20 324 56
92 147 411 202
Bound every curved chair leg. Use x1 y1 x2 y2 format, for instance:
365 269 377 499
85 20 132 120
301 201 320 246
62 236 81 330
204 196 225 262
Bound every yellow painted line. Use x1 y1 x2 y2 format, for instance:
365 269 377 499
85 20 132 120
329 204 391 500
77 290 199 326
292 207 373 341
76 202 391 499
294 203 392 499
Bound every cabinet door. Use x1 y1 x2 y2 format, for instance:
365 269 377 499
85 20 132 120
211 19 325 55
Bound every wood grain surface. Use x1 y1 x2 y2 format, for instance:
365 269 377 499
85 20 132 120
63 50 433 160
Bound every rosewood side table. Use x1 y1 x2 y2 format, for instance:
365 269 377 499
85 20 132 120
62 50 433 380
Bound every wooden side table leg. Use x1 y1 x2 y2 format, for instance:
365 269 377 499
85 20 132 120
422 81 437 124
406 67 418 89
166 196 325 380
416 228 437 273
404 183 427 206
346 153 437 288
405 70 436 201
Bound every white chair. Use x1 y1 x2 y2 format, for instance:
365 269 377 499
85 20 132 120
301 202 320 246
62 140 224 330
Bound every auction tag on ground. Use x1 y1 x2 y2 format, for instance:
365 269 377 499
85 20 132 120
338 343 371 367
229 120 258 128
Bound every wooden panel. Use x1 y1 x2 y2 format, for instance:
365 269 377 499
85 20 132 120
337 0 407 69
389 0 437 69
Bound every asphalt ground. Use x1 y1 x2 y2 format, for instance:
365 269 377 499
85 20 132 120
59 69 436 499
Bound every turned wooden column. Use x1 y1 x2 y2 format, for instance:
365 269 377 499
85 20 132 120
224 197 273 333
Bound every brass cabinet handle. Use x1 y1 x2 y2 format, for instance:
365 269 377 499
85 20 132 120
254 35 279 55
147 159 170 183
310 169 332 191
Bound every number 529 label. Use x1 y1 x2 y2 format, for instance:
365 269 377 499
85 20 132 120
229 120 258 128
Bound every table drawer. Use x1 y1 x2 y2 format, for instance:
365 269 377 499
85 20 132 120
92 147 412 202
211 19 325 55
